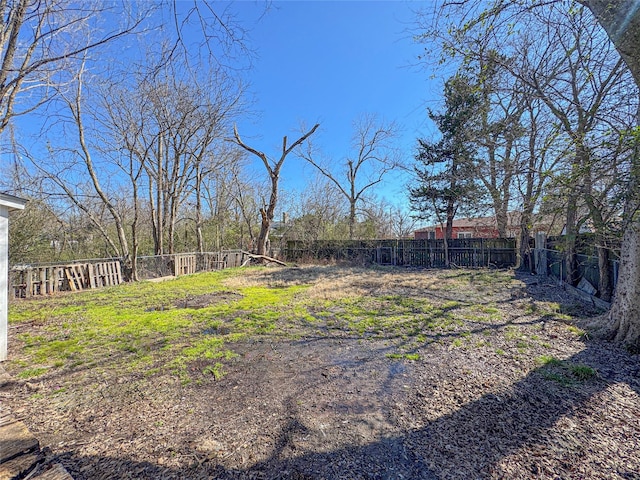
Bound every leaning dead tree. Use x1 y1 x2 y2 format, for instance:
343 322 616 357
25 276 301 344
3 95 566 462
231 123 320 256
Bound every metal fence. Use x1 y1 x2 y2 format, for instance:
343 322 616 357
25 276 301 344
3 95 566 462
135 251 248 279
284 239 517 268
541 249 619 292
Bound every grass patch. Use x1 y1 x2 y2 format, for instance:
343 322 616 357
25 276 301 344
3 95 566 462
536 355 597 385
5 267 537 386
386 353 420 361
570 364 597 380
567 325 588 338
17 367 49 379
8 268 309 382
536 355 563 367
318 295 461 337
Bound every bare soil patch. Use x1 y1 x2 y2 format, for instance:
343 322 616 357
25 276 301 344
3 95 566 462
174 291 243 309
3 266 639 479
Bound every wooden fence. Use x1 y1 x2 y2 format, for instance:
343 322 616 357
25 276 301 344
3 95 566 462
10 251 252 298
284 238 517 268
11 260 122 298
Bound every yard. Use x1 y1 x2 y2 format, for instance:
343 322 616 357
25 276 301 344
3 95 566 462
3 265 639 479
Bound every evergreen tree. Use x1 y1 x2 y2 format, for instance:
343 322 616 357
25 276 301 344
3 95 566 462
410 75 483 241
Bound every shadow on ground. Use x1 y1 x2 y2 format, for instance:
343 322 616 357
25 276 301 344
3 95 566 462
52 333 639 480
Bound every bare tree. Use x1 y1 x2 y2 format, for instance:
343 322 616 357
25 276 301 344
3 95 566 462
420 0 640 348
301 115 401 239
0 0 142 135
286 178 348 243
26 60 133 266
232 123 320 256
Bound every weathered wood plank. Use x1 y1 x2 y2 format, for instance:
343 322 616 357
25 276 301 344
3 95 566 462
63 269 76 292
39 269 46 295
114 261 122 284
88 264 96 289
563 283 611 311
105 262 112 286
73 266 85 291
25 269 33 298
0 452 40 480
31 464 74 480
0 411 15 427
95 263 104 287
0 420 40 464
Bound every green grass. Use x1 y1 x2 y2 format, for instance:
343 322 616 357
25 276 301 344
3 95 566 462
8 268 310 382
386 352 420 361
17 367 49 379
10 267 468 382
6 267 524 384
569 364 597 380
316 295 462 337
536 355 598 385
567 325 588 338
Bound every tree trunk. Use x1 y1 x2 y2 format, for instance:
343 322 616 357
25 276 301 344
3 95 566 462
564 192 579 286
596 239 612 302
495 205 508 239
518 210 533 272
603 101 640 350
156 139 164 255
443 235 450 268
195 166 204 253
256 207 270 256
607 214 640 351
232 124 319 257
445 196 455 241
349 200 356 240
582 0 640 350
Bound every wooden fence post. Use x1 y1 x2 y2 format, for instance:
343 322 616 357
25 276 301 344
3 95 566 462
535 233 547 277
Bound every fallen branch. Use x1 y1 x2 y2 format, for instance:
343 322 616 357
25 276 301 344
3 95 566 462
240 251 287 267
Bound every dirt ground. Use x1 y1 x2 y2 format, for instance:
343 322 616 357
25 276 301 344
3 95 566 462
3 266 640 479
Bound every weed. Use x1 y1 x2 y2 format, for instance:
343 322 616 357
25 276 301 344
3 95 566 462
536 355 563 367
18 367 48 379
541 371 572 385
536 355 597 385
202 363 225 380
570 364 597 380
386 353 420 361
504 326 525 342
495 349 505 355
567 325 588 338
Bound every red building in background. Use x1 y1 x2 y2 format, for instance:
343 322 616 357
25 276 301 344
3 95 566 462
414 216 504 240
413 212 561 240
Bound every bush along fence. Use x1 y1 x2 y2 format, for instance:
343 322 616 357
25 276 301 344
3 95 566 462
283 238 517 268
532 233 618 310
10 250 251 298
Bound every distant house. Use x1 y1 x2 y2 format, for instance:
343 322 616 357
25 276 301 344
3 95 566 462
414 212 562 240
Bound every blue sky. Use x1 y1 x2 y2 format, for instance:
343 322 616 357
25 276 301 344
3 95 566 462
231 1 441 205
7 1 444 215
